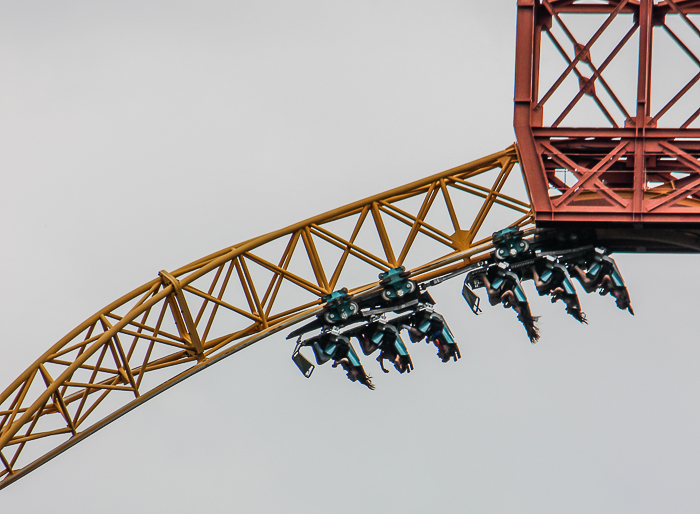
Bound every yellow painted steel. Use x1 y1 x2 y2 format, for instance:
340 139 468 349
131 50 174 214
0 145 532 489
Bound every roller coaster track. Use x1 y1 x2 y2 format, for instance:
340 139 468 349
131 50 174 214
0 145 532 489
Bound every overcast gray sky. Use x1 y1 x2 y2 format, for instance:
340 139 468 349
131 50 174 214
2 1 700 512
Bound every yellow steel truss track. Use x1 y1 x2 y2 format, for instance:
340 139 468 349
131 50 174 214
0 145 532 489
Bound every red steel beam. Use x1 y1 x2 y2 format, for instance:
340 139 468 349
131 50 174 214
514 0 700 226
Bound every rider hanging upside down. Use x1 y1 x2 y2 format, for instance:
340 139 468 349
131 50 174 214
531 259 587 324
310 331 375 390
377 341 413 374
402 308 461 363
569 251 633 315
355 321 414 374
480 267 540 343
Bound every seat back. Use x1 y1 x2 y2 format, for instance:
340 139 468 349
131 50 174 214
393 336 409 356
346 345 362 368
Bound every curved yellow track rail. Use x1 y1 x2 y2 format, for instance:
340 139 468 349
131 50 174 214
0 145 531 489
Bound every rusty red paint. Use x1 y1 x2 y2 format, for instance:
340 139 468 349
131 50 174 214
514 0 700 224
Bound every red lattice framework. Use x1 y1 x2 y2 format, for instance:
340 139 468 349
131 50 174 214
515 0 700 224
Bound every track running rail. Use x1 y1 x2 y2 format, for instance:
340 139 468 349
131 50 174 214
0 145 532 489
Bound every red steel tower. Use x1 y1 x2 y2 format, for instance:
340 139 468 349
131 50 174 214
515 0 700 251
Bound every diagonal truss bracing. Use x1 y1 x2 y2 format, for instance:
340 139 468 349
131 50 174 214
515 0 700 223
0 146 532 489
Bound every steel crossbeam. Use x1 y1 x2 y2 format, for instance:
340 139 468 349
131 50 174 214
515 0 700 225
